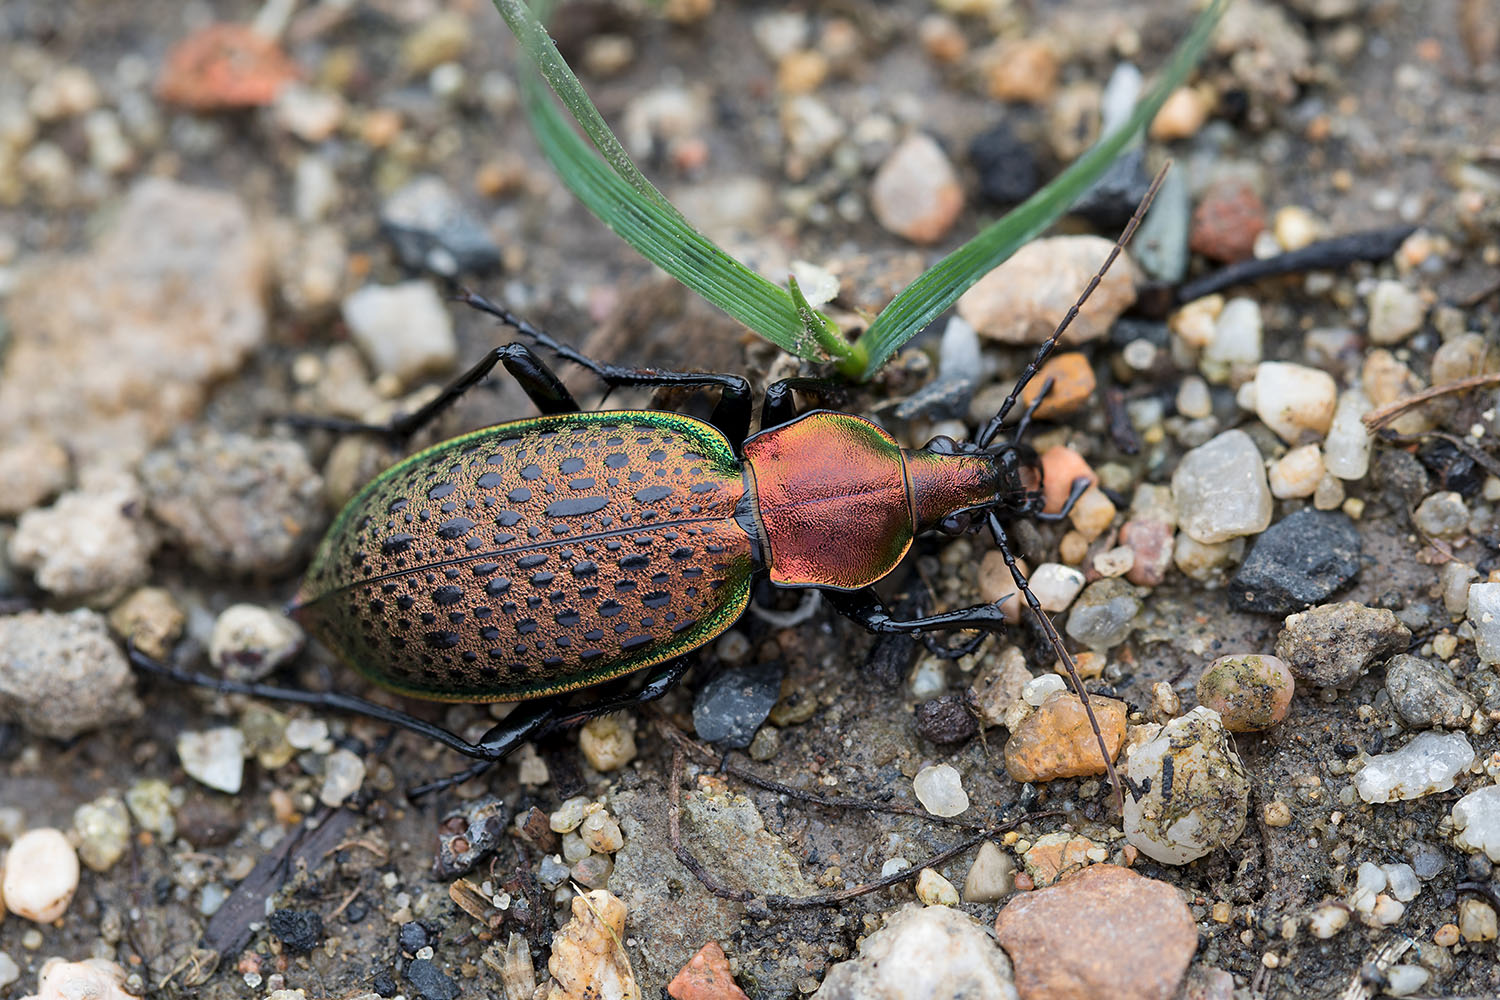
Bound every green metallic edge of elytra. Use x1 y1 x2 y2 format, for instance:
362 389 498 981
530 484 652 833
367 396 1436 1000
303 409 752 702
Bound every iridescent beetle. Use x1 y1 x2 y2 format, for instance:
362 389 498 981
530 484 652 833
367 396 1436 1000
133 175 1162 800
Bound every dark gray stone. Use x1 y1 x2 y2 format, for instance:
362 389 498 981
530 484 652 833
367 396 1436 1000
969 121 1040 205
268 908 323 953
914 694 978 746
434 796 509 878
692 660 785 748
406 958 459 1000
1384 654 1476 729
381 175 501 277
1228 509 1361 615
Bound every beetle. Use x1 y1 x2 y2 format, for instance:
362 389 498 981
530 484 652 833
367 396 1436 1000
131 175 1162 801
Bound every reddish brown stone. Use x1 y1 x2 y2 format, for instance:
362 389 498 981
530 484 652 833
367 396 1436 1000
994 864 1197 1000
1121 519 1174 587
668 941 750 1000
157 24 300 110
1019 352 1096 421
1003 693 1126 782
1189 179 1265 264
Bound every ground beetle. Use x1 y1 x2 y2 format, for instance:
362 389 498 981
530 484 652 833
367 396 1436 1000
132 173 1164 800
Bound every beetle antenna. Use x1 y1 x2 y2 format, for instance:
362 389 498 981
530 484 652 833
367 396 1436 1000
987 512 1125 813
976 162 1170 449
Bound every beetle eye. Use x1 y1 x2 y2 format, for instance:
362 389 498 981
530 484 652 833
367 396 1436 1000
939 512 971 535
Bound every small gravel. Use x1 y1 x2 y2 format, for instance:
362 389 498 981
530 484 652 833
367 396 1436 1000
0 608 142 740
1171 429 1272 544
913 763 969 817
1227 509 1361 615
1384 654 1476 729
1355 731 1474 803
1274 602 1411 688
2 827 80 922
1122 707 1249 865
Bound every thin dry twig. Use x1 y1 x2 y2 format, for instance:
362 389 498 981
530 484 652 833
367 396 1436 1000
666 742 1061 910
1360 372 1500 431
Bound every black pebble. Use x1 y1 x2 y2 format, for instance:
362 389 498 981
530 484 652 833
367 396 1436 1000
373 969 398 997
1228 509 1361 615
691 660 786 748
1069 147 1153 230
344 897 369 924
406 958 461 1000
399 921 430 955
268 908 324 954
914 694 978 747
969 122 1040 205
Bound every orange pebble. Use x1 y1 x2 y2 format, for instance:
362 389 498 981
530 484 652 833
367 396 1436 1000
1039 446 1098 515
1019 352 1096 421
668 941 750 1000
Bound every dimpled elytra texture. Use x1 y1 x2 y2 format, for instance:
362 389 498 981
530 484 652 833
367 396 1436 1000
294 411 753 701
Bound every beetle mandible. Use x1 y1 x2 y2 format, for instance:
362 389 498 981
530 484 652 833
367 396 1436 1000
132 173 1164 801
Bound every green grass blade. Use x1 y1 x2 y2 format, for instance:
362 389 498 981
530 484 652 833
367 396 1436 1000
522 77 861 371
856 0 1228 379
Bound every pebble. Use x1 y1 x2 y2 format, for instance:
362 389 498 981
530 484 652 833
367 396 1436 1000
1385 654 1475 729
1366 280 1426 345
1039 447 1098 516
9 475 157 603
1272 205 1323 251
1067 486 1116 542
125 779 177 841
0 953 15 989
963 842 1017 903
1028 564 1086 612
957 236 1138 347
1120 520 1174 587
1004 693 1126 782
402 11 471 72
1470 583 1500 664
273 83 346 143
407 958 459 1000
981 37 1059 103
341 282 459 385
977 553 1026 626
1175 376 1213 420
546 890 638 1000
1384 966 1430 998
1194 654 1294 732
177 727 246 794
909 658 948 699
817 904 1019 1000
210 604 304 682
269 908 324 954
994 865 1196 1000
1149 86 1210 140
1246 361 1337 443
913 763 970 817
969 122 1039 205
580 810 624 854
0 609 142 740
1440 562 1478 617
667 941 750 1000
140 432 325 576
692 660 785 748
1309 904 1350 939
1451 785 1500 861
916 869 961 906
869 134 964 245
1122 707 1249 865
319 748 366 807
579 715 637 771
1268 444 1325 499
1227 509 1360 615
21 959 137 1000
2 829 79 922
381 176 501 277
1172 534 1244 584
1355 731 1474 803
780 96 845 180
1312 474 1346 511
156 24 299 109
968 649 1034 728
5 177 265 474
73 796 131 872
915 695 978 746
0 438 68 518
1201 300 1265 385
107 587 185 661
1461 896 1500 944
1189 178 1265 263
1172 430 1272 544
1384 863 1421 902
1413 491 1469 537
1018 353 1095 421
1275 602 1411 688
1131 164 1190 283
1064 578 1142 650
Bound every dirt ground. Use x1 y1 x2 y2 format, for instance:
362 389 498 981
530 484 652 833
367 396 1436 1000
2 0 1500 998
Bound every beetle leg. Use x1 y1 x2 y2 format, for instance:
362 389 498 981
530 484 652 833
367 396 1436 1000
1009 376 1056 444
1031 475 1093 522
823 587 1012 637
285 342 581 441
458 290 757 449
760 377 849 429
